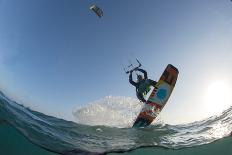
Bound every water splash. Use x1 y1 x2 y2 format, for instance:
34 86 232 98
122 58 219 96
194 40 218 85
72 96 142 127
72 96 164 128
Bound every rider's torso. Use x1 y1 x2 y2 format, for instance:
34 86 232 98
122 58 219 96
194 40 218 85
136 79 151 95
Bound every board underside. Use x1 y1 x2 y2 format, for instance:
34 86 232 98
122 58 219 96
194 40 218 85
133 64 179 128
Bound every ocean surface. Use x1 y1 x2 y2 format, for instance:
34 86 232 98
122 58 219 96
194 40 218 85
0 91 232 155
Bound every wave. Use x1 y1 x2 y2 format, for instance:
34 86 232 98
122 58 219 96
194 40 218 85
0 90 232 155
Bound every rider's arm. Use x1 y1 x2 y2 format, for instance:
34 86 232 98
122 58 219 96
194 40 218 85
129 72 137 86
137 68 148 79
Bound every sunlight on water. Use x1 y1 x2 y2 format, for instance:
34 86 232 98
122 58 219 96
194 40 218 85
208 122 230 139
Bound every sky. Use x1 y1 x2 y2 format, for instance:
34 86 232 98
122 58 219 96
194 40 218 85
0 0 232 124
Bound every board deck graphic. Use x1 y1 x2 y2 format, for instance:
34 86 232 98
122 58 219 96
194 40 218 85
133 64 179 127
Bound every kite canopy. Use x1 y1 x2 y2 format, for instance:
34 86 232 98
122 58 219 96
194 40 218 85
90 5 103 18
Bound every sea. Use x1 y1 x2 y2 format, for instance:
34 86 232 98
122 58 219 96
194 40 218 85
0 91 232 155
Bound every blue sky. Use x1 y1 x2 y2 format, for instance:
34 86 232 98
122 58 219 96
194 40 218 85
0 0 232 124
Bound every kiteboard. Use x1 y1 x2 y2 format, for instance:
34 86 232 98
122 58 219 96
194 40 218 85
132 64 179 128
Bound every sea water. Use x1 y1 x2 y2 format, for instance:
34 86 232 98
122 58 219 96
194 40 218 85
0 91 232 155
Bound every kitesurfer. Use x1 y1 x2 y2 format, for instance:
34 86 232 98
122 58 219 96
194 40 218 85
129 68 157 103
